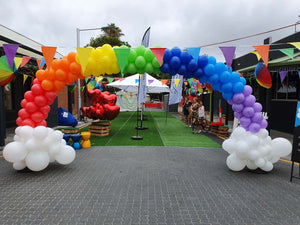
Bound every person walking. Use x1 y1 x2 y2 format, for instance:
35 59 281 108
191 98 200 134
183 96 192 127
197 100 206 133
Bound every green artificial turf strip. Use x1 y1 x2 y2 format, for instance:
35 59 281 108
150 111 222 148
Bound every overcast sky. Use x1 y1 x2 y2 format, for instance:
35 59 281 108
1 0 300 62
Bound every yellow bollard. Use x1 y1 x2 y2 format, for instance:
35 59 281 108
80 131 91 148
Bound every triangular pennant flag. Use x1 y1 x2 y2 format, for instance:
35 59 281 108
21 56 31 68
250 51 261 61
279 48 294 60
253 45 270 66
120 78 125 82
161 79 167 85
36 59 42 68
150 48 166 66
279 71 288 83
41 46 57 69
219 46 236 69
135 79 139 84
113 48 130 77
14 57 23 70
76 47 93 73
174 78 181 87
187 78 193 86
23 75 29 85
288 42 300 50
298 70 300 79
39 57 46 67
107 77 114 83
2 44 19 69
185 47 201 62
148 79 154 85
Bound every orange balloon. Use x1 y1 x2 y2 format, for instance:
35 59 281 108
59 58 70 72
51 59 60 71
55 69 67 82
36 70 46 81
41 79 54 91
69 62 81 75
47 68 56 80
66 72 78 85
54 80 65 93
67 52 77 63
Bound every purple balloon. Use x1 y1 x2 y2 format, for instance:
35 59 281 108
248 123 261 133
253 102 262 112
251 112 263 123
234 111 242 119
260 119 268 129
240 117 251 127
227 99 233 105
232 93 245 104
232 104 244 113
244 95 256 107
242 85 252 96
242 107 255 118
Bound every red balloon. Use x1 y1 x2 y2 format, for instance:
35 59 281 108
25 102 38 113
34 95 47 107
20 99 28 108
39 105 50 114
31 84 44 96
35 120 47 127
16 117 23 126
31 111 44 123
44 91 57 104
21 118 36 127
32 78 41 85
18 108 30 119
24 91 35 101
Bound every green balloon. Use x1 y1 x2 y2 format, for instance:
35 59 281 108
144 48 155 62
135 56 146 69
145 63 154 74
127 63 137 74
135 45 146 56
152 57 161 69
137 68 145 74
128 49 137 62
153 67 161 75
120 45 128 49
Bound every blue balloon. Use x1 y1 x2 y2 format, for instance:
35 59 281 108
204 64 215 76
169 69 177 76
211 82 221 91
230 72 241 83
187 59 197 72
178 65 187 75
240 77 246 86
220 71 231 83
221 82 233 93
169 56 181 69
215 62 227 74
209 74 219 84
199 76 207 83
171 47 181 57
233 82 245 93
180 51 192 65
223 92 234 101
198 55 208 68
160 63 170 74
208 56 216 65
163 49 172 62
194 68 203 79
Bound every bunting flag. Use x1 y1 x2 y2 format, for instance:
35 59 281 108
14 57 23 70
169 74 183 105
36 59 42 69
150 48 166 66
23 75 29 85
161 79 168 85
107 77 114 83
120 78 125 82
279 48 294 60
2 44 19 69
174 78 181 87
279 70 288 83
21 56 31 68
186 47 201 62
219 46 236 69
298 70 300 79
148 79 154 85
68 85 76 93
288 42 300 50
76 47 93 73
41 46 57 68
135 79 139 84
253 45 270 66
187 78 193 86
113 48 131 77
250 51 261 61
39 57 46 67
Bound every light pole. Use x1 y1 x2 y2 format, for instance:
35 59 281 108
76 26 111 120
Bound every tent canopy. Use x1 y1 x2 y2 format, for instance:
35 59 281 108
107 74 170 93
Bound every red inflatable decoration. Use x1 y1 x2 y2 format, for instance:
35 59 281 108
82 89 120 121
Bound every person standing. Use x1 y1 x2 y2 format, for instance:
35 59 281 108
191 98 200 134
183 96 192 127
197 101 206 133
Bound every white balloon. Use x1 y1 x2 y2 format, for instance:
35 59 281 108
222 139 236 154
235 141 250 159
261 161 273 172
13 135 21 142
245 135 260 147
246 161 258 170
15 126 21 136
270 156 280 163
13 161 27 170
231 127 246 139
271 138 292 157
226 154 246 171
25 151 50 172
55 145 76 165
19 126 34 140
48 144 62 155
248 150 260 161
255 158 266 168
25 139 40 152
3 142 27 163
49 130 63 143
32 126 48 140
255 129 269 139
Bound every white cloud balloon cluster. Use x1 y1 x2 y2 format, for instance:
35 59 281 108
3 126 76 171
223 127 292 172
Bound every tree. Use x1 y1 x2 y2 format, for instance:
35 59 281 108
86 23 131 48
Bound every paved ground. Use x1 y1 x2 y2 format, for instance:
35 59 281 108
1 146 300 225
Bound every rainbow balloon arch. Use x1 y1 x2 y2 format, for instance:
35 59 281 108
3 44 292 172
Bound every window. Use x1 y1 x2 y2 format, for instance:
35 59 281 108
273 71 298 100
